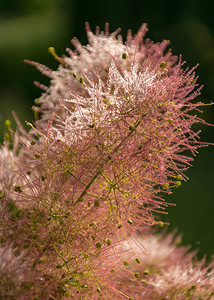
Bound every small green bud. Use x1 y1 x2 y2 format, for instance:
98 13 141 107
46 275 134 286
48 47 64 65
134 272 140 278
27 171 31 175
138 145 142 150
129 298 135 300
34 98 40 105
124 261 129 266
163 183 169 189
176 174 182 180
34 243 39 248
4 133 10 142
106 239 111 246
23 242 30 249
26 121 33 128
64 293 70 297
30 141 36 146
175 181 181 187
56 264 62 269
41 175 46 181
105 67 109 73
127 220 133 225
97 288 101 293
8 203 15 213
73 73 77 78
118 223 122 229
48 47 56 56
158 221 164 228
5 119 11 129
136 258 140 264
176 238 182 245
110 269 116 273
14 186 22 193
160 61 166 68
143 269 150 275
142 163 148 168
122 53 127 59
35 153 40 159
79 77 84 84
93 224 98 230
94 200 100 207
96 242 102 250
32 234 38 240
84 253 89 259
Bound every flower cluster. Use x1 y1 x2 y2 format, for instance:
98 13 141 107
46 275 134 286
118 232 214 299
0 23 213 299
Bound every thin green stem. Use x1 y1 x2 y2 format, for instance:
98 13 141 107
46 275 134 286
73 117 143 207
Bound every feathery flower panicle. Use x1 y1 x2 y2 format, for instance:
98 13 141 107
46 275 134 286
0 123 139 299
0 22 212 299
25 23 208 241
117 231 214 299
28 22 177 128
5 122 146 299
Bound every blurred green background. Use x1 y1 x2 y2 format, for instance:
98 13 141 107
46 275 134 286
0 0 213 259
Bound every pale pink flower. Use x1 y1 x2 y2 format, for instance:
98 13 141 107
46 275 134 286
27 23 177 128
118 232 214 299
0 245 27 280
0 144 20 201
0 245 31 298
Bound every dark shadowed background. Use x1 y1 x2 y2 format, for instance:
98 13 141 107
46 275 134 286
0 0 213 259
